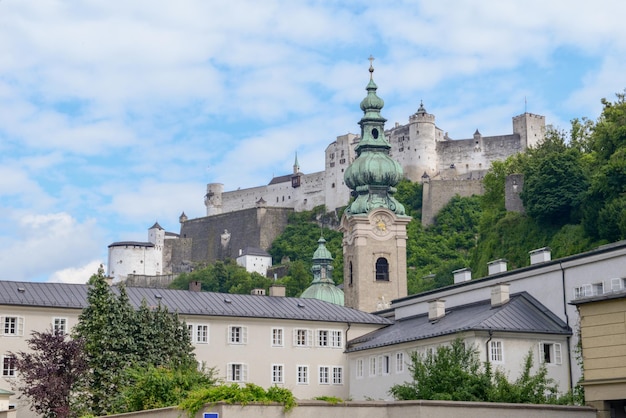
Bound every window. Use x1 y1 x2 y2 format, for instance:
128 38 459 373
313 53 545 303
228 325 247 344
196 325 208 343
187 324 193 340
319 366 330 384
272 328 284 347
381 355 390 375
293 329 312 347
490 340 503 363
317 330 329 347
375 258 389 281
540 343 562 365
573 285 592 299
356 359 364 378
330 330 342 348
227 363 248 382
332 366 343 384
2 355 16 377
395 352 405 373
272 364 284 384
1 316 23 336
369 356 377 376
297 365 309 384
53 317 67 335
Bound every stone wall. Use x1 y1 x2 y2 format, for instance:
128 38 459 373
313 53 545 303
421 179 484 226
100 400 595 418
170 206 292 272
505 174 525 213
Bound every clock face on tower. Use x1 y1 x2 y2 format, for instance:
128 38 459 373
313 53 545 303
372 214 392 236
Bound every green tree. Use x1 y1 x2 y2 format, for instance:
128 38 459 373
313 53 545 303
389 338 567 404
73 268 137 415
119 365 217 412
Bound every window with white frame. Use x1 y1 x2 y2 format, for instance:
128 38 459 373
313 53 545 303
227 363 248 382
539 342 562 365
356 358 364 378
332 366 343 384
317 330 329 347
573 284 592 299
52 317 67 335
1 316 24 336
1 355 16 377
187 324 193 340
369 356 377 376
591 282 604 296
489 340 504 363
380 354 390 375
272 328 284 347
330 330 342 348
196 325 208 343
395 352 405 373
293 329 312 347
319 366 330 384
272 364 284 384
297 365 309 384
228 325 247 344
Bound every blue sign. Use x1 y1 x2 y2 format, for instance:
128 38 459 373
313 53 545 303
203 413 219 418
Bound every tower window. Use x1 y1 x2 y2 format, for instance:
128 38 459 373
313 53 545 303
349 262 353 286
372 128 379 139
375 258 389 281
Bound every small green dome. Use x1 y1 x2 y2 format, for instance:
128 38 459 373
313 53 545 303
301 281 344 306
360 79 384 112
344 149 404 190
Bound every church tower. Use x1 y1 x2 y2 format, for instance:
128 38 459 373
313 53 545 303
340 59 412 312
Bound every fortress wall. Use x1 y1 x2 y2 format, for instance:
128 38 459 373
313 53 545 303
171 207 292 271
436 135 522 175
422 179 484 226
221 185 270 213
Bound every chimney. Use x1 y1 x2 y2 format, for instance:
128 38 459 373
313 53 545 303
487 259 507 275
269 285 286 297
428 299 445 321
453 268 472 284
491 283 510 307
529 247 551 265
251 288 266 296
189 280 201 292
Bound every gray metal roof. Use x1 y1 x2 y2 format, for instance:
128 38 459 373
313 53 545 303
238 247 271 257
0 280 391 325
107 241 155 248
346 292 571 353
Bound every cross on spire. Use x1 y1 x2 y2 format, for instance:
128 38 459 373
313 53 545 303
368 55 375 79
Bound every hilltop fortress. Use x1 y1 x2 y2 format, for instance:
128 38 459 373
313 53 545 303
108 104 544 282
205 104 544 223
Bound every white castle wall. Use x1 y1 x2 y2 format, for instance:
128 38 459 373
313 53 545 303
204 109 544 222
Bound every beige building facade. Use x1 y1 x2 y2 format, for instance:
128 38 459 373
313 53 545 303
573 290 626 418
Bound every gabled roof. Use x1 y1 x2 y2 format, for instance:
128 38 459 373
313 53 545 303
237 247 271 257
0 281 391 326
346 292 571 353
268 174 292 185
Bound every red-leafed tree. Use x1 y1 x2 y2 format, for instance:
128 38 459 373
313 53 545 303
11 330 88 418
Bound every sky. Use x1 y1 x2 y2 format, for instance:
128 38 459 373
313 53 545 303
1 0 626 284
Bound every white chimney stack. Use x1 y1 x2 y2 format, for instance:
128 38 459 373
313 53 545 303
529 247 551 265
453 268 472 284
428 299 446 321
487 259 508 275
491 283 510 307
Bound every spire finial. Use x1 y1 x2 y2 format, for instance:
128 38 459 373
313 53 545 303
368 55 375 79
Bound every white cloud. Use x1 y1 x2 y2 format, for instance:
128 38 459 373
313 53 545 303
48 260 104 284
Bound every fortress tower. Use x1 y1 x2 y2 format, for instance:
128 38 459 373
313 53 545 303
340 60 411 312
205 183 224 216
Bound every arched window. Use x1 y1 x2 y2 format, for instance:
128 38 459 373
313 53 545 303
375 258 389 281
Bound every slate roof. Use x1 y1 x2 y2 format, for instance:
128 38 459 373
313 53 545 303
346 292 571 353
0 281 391 325
268 174 292 185
107 241 155 248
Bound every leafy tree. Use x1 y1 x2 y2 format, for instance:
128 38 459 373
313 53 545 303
390 338 567 404
73 269 138 415
277 260 311 297
389 338 490 401
11 330 88 418
118 365 217 412
75 267 197 415
395 179 423 218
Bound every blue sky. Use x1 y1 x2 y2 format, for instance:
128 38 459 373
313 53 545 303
1 0 626 283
